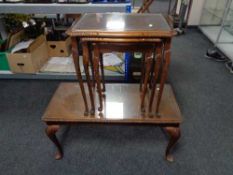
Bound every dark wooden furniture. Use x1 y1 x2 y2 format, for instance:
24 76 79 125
137 0 154 13
82 37 162 114
42 13 182 162
42 83 182 162
67 13 175 115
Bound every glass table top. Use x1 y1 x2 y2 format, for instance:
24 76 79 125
71 13 171 32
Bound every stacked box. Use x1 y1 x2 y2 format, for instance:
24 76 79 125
47 37 71 57
8 35 49 73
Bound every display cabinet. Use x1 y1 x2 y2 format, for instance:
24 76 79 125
199 0 230 43
217 0 233 55
199 0 233 72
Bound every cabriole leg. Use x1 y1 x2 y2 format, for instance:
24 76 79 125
163 126 181 162
45 125 63 160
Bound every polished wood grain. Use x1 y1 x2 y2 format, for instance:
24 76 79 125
71 37 89 116
42 83 182 124
140 55 145 92
86 39 161 114
87 41 160 52
45 125 63 160
149 42 163 114
55 13 181 162
68 14 175 116
99 52 105 92
163 126 181 162
87 43 95 88
82 41 95 115
156 39 171 114
43 83 182 161
81 38 162 43
93 43 103 112
141 51 153 112
79 37 163 115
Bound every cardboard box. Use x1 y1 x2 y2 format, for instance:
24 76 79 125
6 30 25 49
8 35 49 74
47 37 71 57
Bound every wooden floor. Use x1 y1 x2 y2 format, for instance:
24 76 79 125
42 83 182 124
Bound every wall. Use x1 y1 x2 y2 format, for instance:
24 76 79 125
188 0 206 25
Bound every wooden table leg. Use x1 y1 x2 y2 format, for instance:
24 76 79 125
140 54 145 92
71 37 89 116
156 39 171 114
83 42 96 115
88 43 96 88
93 44 103 111
149 43 163 115
138 0 154 13
100 53 106 92
149 55 155 90
141 52 153 112
45 125 63 160
163 126 181 162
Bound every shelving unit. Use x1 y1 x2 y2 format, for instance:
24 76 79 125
0 3 130 14
0 2 131 80
0 72 124 80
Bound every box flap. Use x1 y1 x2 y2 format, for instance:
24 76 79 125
7 30 25 49
28 35 46 52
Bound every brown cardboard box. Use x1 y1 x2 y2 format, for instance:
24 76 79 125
8 35 49 74
6 30 25 49
47 37 71 57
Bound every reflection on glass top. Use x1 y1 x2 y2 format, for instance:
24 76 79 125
105 102 124 119
71 13 171 32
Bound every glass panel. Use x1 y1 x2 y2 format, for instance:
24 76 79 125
216 0 233 44
223 1 233 36
199 0 233 62
71 13 171 32
199 0 229 26
199 0 229 43
217 0 233 62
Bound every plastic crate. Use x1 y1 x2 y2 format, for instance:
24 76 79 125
0 51 10 71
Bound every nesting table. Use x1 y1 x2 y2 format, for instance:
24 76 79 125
42 13 182 162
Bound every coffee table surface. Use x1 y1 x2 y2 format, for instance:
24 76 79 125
42 83 182 124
